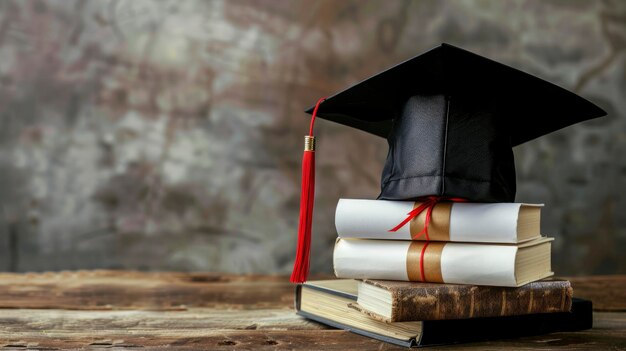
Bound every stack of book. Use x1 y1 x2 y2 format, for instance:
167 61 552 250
296 199 592 347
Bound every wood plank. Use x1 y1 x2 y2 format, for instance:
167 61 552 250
568 275 626 311
0 271 623 311
0 330 401 351
0 309 623 350
0 308 321 333
0 270 295 310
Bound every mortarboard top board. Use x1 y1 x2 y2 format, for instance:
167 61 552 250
306 43 606 203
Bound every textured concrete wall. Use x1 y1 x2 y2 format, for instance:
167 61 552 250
0 0 624 275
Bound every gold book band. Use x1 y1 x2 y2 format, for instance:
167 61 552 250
304 136 316 151
409 202 452 241
406 241 445 283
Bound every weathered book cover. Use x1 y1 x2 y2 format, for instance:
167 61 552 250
352 279 573 322
295 280 593 348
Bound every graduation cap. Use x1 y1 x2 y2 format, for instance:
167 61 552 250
290 43 606 283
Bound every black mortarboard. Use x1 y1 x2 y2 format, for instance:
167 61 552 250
306 43 606 203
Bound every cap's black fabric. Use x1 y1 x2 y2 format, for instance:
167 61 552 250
305 43 606 202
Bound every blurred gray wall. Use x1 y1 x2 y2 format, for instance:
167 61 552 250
0 0 624 275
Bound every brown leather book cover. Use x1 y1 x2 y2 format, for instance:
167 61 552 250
351 279 573 322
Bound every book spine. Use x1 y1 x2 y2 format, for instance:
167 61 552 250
334 238 522 286
390 281 572 321
335 199 537 243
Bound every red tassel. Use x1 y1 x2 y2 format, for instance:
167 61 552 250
290 144 315 283
291 97 326 284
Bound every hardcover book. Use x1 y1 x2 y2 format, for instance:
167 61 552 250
296 280 592 348
352 279 573 322
336 199 542 243
333 237 553 287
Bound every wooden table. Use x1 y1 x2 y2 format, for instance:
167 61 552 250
0 271 624 350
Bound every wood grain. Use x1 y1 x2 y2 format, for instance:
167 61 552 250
0 271 621 311
0 270 294 310
0 309 623 350
0 271 623 350
567 275 626 311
